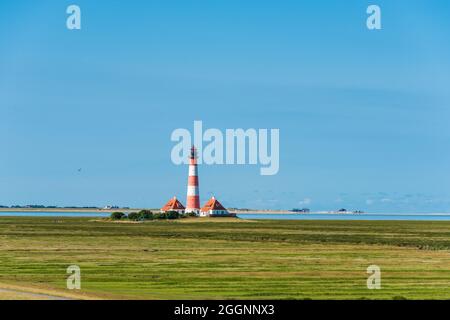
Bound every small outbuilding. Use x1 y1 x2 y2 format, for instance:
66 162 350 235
161 197 185 214
200 197 234 217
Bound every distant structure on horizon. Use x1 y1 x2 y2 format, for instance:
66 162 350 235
185 146 200 214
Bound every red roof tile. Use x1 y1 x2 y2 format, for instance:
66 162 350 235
161 197 185 211
201 197 227 212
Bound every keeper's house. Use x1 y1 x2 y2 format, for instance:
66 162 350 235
200 197 235 217
161 197 185 214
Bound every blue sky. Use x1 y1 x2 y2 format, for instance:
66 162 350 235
1 1 450 212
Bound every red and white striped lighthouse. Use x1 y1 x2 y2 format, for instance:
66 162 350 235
185 145 200 214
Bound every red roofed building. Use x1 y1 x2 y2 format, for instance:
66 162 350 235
200 197 234 217
161 196 185 214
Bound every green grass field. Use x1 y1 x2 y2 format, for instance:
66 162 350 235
0 217 450 299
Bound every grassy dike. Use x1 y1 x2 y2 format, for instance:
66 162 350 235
0 217 450 300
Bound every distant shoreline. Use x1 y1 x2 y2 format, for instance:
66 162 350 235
1 208 449 215
0 208 140 213
0 208 336 214
0 208 296 214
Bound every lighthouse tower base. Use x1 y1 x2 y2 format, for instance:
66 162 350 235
185 209 200 215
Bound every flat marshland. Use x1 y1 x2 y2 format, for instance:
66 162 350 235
0 217 449 299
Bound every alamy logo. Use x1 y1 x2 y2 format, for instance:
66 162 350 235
367 5 382 30
66 265 81 290
171 121 279 176
366 265 381 289
66 5 81 30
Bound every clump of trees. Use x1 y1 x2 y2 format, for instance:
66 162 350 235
110 212 126 220
126 212 140 221
183 211 198 218
153 211 180 220
127 210 153 221
110 210 154 221
110 210 194 221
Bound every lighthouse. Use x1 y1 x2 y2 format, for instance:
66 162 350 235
185 145 200 214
